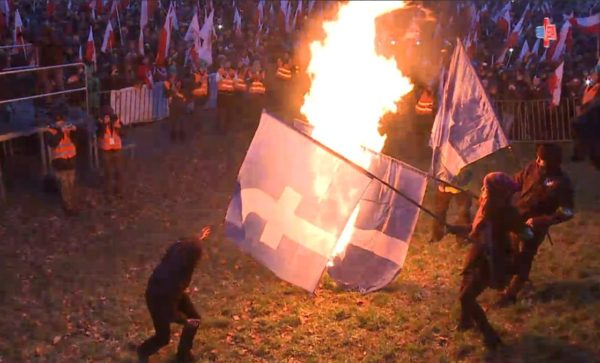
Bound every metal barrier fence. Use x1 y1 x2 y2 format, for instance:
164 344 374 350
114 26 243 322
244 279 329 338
493 98 577 142
0 43 38 70
106 82 169 126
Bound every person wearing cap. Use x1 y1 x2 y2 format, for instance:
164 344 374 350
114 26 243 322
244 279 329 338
495 143 575 306
45 111 78 215
216 60 236 133
448 172 534 350
137 226 212 363
96 105 125 199
248 60 267 125
190 61 209 119
429 169 474 244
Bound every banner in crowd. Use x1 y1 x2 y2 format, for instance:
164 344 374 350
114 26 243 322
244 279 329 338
109 82 169 125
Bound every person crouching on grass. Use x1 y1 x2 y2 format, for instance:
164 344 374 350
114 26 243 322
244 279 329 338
137 226 212 363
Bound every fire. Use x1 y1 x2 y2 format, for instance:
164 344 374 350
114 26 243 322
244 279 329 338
301 1 413 262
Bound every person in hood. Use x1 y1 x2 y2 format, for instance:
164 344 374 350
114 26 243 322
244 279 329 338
448 172 534 350
137 226 212 363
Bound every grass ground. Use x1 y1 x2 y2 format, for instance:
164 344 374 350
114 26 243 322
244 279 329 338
1 114 600 363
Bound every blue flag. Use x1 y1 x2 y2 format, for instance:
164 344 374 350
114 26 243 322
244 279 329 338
328 150 427 293
430 39 508 182
225 113 372 292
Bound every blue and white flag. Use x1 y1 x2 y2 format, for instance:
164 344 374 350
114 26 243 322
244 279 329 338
328 150 427 293
430 39 509 182
225 113 372 292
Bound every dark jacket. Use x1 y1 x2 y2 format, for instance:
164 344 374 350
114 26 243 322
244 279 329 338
514 161 574 234
146 238 203 316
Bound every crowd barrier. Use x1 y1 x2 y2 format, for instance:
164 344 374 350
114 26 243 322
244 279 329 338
0 44 38 70
108 82 169 126
494 98 576 142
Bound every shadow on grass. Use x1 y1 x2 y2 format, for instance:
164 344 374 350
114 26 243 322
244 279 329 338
498 334 598 363
531 278 600 306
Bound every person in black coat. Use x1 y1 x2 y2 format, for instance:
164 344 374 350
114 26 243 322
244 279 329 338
137 226 212 363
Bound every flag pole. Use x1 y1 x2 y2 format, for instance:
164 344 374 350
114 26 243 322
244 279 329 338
274 114 454 229
116 1 125 47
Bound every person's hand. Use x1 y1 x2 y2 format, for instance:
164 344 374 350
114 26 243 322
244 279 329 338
186 318 201 327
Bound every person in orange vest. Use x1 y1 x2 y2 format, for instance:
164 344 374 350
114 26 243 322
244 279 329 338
216 60 236 133
190 62 209 118
45 111 78 215
275 53 293 117
96 105 125 199
248 60 267 125
415 88 434 116
164 71 188 141
234 60 249 121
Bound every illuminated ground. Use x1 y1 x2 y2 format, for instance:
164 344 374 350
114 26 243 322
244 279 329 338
1 112 599 362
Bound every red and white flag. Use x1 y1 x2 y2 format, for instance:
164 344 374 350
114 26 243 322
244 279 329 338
198 9 214 66
85 26 96 64
493 2 511 36
569 13 600 35
549 61 564 107
109 0 119 18
167 1 178 31
155 4 174 66
531 38 540 57
233 6 242 35
13 8 24 45
506 4 529 49
90 0 103 15
540 1 552 16
101 21 115 53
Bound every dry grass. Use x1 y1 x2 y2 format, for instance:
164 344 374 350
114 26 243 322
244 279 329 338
1 116 600 362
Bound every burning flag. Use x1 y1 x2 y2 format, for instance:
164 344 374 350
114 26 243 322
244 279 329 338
225 1 426 293
225 113 373 292
549 61 564 107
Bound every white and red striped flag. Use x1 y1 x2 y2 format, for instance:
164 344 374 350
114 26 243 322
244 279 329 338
549 61 564 107
101 21 115 53
569 13 600 35
155 4 174 66
85 26 96 64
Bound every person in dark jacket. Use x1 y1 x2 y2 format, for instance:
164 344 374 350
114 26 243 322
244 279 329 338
495 143 575 306
44 111 78 215
96 105 125 199
164 72 188 141
137 226 212 363
448 172 534 350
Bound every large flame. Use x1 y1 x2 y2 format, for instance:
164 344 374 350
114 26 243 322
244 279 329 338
301 1 413 262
